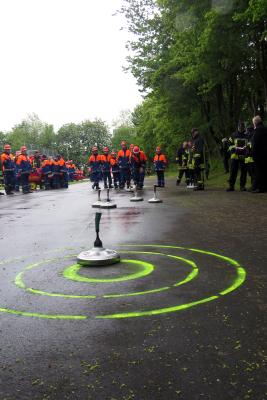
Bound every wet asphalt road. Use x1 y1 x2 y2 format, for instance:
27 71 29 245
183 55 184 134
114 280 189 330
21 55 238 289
0 180 266 400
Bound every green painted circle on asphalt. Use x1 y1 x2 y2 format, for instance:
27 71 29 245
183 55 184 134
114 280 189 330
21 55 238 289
0 245 247 320
96 245 246 319
63 259 154 283
14 252 198 299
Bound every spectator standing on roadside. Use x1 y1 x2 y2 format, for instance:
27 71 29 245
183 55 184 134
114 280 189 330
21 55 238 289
251 115 267 193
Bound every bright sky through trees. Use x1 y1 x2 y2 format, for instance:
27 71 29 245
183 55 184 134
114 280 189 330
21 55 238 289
0 0 142 131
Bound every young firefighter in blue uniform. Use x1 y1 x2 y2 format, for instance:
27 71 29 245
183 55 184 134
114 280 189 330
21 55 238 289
101 147 113 188
1 144 15 195
130 146 147 189
14 151 21 191
154 146 167 187
16 146 32 194
110 151 120 189
52 155 61 189
88 146 102 190
58 155 68 188
41 155 52 190
67 161 75 182
117 141 131 189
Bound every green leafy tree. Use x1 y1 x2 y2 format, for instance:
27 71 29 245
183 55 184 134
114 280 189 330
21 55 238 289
56 119 112 164
119 0 267 160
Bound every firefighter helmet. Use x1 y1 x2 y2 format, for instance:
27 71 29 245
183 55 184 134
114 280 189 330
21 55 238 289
133 146 140 154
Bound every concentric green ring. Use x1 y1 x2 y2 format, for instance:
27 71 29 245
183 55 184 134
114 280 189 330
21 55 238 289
0 245 246 320
96 245 246 319
63 259 154 283
15 256 97 299
14 252 198 299
102 251 198 298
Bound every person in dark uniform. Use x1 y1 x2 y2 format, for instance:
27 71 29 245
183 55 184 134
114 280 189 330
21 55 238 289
227 121 248 191
88 147 102 190
176 142 189 186
251 115 267 193
221 138 230 173
191 128 205 190
154 146 167 187
1 144 15 195
244 125 256 191
130 146 147 189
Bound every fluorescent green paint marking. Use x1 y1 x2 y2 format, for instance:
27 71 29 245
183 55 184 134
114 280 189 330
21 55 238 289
63 259 154 283
15 272 26 289
14 256 98 299
103 287 170 298
1 244 246 320
95 245 246 318
102 251 198 298
0 307 87 320
219 267 247 296
16 251 197 300
167 255 198 286
26 288 96 299
97 296 219 319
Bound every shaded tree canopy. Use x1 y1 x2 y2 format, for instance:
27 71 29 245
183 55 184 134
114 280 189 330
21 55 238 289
119 0 267 160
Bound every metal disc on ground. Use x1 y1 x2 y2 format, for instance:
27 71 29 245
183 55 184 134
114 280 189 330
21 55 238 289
130 186 143 202
77 212 120 266
148 197 162 203
77 247 120 266
100 202 117 209
92 189 102 208
100 188 117 209
148 185 163 203
92 202 102 208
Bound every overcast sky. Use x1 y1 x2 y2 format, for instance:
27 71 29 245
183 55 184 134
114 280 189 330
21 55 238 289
0 0 142 132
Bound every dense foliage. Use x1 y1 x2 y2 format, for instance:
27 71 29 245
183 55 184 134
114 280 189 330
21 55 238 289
119 0 267 160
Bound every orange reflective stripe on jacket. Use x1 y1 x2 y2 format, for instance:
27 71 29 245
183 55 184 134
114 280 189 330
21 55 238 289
117 149 131 159
101 154 111 163
88 155 102 163
154 154 167 163
58 158 65 167
16 155 30 165
132 151 147 163
110 158 118 166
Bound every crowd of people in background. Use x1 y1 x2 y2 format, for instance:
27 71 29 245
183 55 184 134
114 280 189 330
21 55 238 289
0 146 85 195
0 141 167 196
1 115 266 196
87 141 170 191
221 115 267 193
87 129 208 193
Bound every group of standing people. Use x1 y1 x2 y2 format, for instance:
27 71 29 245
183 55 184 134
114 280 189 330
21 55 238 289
3 116 266 196
221 116 267 193
1 145 35 194
0 145 81 195
88 142 147 190
88 141 168 191
176 128 206 190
